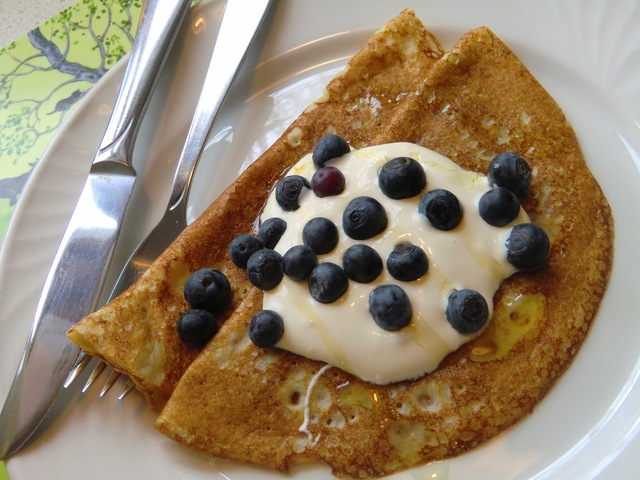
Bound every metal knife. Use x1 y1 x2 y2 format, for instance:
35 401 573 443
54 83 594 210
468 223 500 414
0 0 192 459
64 0 275 398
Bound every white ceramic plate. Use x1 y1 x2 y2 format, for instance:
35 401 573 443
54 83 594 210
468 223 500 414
2 0 640 478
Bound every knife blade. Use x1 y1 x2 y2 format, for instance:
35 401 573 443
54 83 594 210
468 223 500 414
0 0 191 460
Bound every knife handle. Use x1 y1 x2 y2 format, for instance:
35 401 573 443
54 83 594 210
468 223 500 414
93 0 192 171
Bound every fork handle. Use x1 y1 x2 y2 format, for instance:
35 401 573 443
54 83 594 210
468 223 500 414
167 0 273 212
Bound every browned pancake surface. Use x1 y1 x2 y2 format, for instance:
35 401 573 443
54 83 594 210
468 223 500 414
68 10 613 479
154 24 612 479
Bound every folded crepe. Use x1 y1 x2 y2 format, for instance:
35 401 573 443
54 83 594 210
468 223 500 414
68 9 613 479
68 9 443 411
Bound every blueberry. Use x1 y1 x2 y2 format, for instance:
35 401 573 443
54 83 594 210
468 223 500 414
283 244 318 281
258 217 287 249
342 196 388 240
248 310 284 348
506 223 550 270
311 166 346 197
446 289 489 334
419 189 463 230
342 244 383 283
378 156 426 199
387 243 428 282
183 268 231 313
488 152 532 196
229 234 263 269
308 262 348 303
177 309 218 345
302 217 339 254
246 249 284 290
478 187 521 227
369 284 412 331
275 175 310 211
312 134 350 168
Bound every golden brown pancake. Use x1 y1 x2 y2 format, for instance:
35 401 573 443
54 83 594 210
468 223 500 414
154 22 613 478
67 9 445 411
68 10 613 479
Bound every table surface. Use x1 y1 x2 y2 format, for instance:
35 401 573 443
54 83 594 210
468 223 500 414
0 0 77 48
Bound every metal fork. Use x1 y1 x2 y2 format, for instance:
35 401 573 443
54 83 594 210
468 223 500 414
64 0 274 399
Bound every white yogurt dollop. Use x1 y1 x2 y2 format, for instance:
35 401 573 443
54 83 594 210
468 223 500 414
260 143 529 384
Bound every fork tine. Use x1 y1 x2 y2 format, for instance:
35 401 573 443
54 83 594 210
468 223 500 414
82 361 107 393
63 351 91 388
99 370 122 397
117 378 135 400
74 355 133 399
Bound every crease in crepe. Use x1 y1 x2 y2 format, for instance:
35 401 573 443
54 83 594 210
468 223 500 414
68 9 613 479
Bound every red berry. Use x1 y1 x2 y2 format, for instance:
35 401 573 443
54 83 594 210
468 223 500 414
311 166 345 197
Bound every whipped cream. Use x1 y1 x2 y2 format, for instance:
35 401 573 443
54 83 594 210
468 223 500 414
260 142 529 384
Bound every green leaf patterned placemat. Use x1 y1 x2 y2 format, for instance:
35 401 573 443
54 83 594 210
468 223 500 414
0 1 144 478
0 0 143 242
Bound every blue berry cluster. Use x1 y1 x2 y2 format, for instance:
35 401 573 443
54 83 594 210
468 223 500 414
486 152 550 270
223 135 551 349
177 268 232 345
